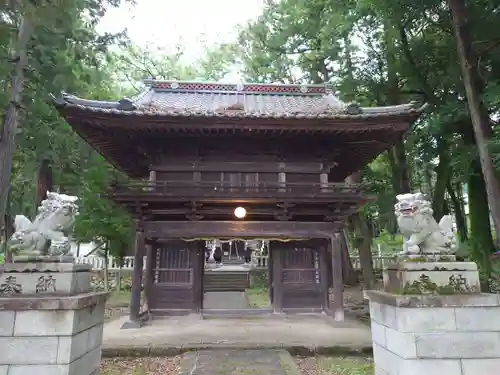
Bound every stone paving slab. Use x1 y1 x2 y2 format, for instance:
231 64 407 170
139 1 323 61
102 314 372 355
203 291 249 309
179 349 297 375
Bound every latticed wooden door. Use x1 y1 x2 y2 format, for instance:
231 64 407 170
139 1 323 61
149 240 202 312
272 240 327 310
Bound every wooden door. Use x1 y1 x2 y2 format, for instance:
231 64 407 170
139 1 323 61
149 240 202 312
271 240 327 310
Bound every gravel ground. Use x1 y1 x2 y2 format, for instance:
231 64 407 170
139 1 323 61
295 356 373 375
100 356 182 375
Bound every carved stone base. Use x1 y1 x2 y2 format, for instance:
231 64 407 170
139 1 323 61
365 291 500 375
0 261 92 296
0 256 109 375
383 261 480 294
0 293 108 375
13 255 75 263
398 253 456 262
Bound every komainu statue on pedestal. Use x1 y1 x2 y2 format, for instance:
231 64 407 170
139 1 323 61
8 192 79 256
395 193 457 259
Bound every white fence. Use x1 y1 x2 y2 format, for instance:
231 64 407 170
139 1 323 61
75 254 395 271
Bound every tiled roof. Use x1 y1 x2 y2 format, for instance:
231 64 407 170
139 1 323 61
52 80 426 119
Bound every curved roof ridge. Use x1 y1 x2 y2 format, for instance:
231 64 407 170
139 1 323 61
51 89 428 120
143 78 329 88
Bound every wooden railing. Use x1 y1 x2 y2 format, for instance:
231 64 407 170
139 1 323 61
76 254 395 271
109 180 363 198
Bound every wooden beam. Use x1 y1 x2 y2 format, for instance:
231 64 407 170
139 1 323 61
330 233 344 321
144 220 338 238
152 161 325 174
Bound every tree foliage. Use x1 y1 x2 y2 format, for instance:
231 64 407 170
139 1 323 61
237 0 500 279
2 0 500 286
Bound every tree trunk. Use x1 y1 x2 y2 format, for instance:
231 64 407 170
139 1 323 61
448 0 500 243
103 245 109 293
392 138 411 193
339 231 357 286
346 172 375 288
326 231 357 287
460 121 495 267
384 23 411 195
2 214 14 262
0 17 33 232
447 179 468 243
35 157 53 209
350 214 375 289
468 168 494 275
432 137 451 221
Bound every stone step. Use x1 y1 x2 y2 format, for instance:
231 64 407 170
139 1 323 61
178 349 295 375
204 272 249 292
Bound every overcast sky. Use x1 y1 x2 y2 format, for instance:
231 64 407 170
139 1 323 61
96 0 265 62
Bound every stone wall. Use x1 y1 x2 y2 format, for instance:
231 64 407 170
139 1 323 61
0 259 108 375
366 291 500 375
0 293 107 375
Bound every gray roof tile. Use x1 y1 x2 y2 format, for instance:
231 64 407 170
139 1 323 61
52 80 426 119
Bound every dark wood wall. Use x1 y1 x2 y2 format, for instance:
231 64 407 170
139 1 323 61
152 161 326 187
148 240 204 313
270 239 329 310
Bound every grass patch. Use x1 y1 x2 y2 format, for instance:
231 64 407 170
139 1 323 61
107 290 131 307
319 357 373 375
104 290 131 321
246 286 270 308
296 356 373 375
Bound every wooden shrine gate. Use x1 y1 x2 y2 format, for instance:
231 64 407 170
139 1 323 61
270 240 329 311
148 240 204 314
146 237 330 314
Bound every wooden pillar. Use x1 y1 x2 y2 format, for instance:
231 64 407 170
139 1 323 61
148 170 156 191
195 240 205 312
330 233 344 321
320 173 329 192
278 162 286 192
271 241 283 312
268 241 274 304
144 239 155 315
320 242 329 309
129 222 145 323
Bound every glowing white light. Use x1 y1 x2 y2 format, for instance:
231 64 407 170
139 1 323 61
234 206 247 219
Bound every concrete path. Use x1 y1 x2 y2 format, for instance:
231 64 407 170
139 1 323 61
103 314 372 353
180 349 293 375
203 291 249 309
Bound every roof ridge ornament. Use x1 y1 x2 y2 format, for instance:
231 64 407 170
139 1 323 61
236 81 245 92
143 77 154 86
324 82 335 94
345 102 362 115
117 98 136 111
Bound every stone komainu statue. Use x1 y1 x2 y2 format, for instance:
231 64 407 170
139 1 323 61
8 191 79 256
395 193 457 259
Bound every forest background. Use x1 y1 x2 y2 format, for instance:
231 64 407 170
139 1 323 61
1 0 500 289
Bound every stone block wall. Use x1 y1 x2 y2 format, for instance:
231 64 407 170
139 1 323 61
0 259 108 375
0 295 107 375
366 291 500 375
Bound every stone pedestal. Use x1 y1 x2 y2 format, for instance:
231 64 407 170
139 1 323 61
0 257 109 375
365 261 499 375
383 261 480 294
